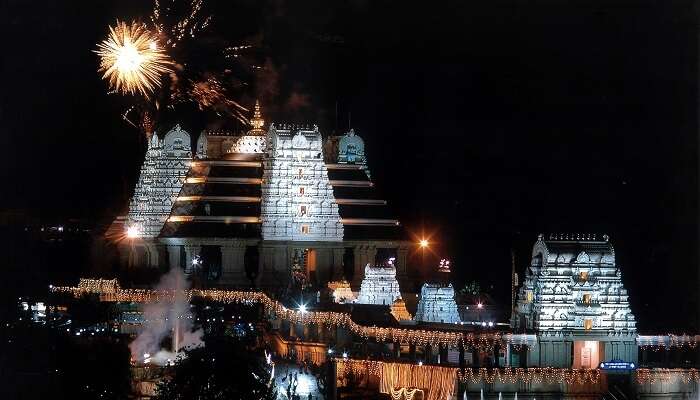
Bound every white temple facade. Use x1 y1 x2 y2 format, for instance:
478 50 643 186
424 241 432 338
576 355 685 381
356 264 402 305
112 101 410 290
127 125 193 238
513 234 637 368
260 124 343 241
414 283 461 324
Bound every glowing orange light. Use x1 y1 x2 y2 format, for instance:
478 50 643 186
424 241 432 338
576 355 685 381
126 225 140 238
419 239 429 248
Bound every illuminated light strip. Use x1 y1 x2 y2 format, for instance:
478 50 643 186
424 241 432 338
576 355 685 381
175 196 261 203
341 218 400 226
636 368 700 384
329 180 374 187
335 199 387 205
185 177 262 184
325 163 365 170
52 281 532 349
167 216 261 223
192 160 262 167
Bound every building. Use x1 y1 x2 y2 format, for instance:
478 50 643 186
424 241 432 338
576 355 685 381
414 283 461 324
356 263 402 305
112 102 412 290
390 297 412 322
513 233 637 368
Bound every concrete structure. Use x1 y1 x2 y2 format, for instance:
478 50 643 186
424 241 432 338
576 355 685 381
356 263 402 305
513 234 638 368
390 297 412 322
111 102 411 290
414 283 461 324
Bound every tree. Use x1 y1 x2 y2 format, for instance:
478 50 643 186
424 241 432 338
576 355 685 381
154 335 275 400
460 280 481 296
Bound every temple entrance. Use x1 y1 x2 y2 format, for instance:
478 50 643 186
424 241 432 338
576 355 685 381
292 248 317 286
573 341 603 369
305 249 317 283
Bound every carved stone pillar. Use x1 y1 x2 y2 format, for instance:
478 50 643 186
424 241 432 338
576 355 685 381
332 247 345 280
167 245 181 270
352 245 376 289
396 245 409 280
220 243 246 286
145 242 159 267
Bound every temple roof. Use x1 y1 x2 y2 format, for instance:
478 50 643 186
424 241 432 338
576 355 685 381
533 233 615 266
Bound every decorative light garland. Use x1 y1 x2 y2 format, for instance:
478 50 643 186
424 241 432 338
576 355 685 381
638 335 699 351
390 387 424 400
636 369 700 384
457 367 600 385
51 280 531 350
336 360 602 400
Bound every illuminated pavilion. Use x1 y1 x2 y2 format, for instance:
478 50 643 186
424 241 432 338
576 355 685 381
111 102 412 289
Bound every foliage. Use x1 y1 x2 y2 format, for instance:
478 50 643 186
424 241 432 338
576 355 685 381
460 280 481 296
154 334 275 400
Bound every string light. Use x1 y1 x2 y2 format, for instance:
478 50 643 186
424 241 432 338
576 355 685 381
636 369 700 384
457 367 600 385
390 387 424 400
52 279 534 350
638 334 699 351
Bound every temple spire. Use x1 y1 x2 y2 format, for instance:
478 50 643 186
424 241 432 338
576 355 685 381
248 100 265 135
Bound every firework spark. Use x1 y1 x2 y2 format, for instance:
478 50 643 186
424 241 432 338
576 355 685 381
96 20 174 97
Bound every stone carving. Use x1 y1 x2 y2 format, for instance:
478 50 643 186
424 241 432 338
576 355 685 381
127 125 192 238
337 129 366 164
414 283 461 324
515 234 636 332
356 264 401 305
261 124 343 241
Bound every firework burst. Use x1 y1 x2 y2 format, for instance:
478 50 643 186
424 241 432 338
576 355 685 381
96 20 174 97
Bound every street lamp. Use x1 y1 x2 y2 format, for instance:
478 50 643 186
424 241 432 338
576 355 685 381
419 239 429 249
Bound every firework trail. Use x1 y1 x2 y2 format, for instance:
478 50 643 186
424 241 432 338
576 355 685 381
96 0 254 136
96 20 173 97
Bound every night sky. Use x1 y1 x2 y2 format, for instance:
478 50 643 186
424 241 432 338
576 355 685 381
1 0 697 331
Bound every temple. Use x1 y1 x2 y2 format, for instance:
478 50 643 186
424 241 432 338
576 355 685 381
112 102 411 290
513 233 637 368
413 259 461 324
356 262 402 305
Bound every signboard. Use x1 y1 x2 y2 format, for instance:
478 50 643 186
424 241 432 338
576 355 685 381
599 360 636 370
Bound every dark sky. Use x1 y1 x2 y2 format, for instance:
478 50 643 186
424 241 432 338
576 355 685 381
1 0 698 331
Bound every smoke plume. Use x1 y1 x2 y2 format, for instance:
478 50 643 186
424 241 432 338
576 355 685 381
129 268 203 366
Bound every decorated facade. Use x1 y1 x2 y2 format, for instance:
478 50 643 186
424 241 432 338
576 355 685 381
126 125 193 238
261 124 343 241
117 102 409 289
390 297 412 322
513 234 637 368
414 283 461 324
356 263 402 305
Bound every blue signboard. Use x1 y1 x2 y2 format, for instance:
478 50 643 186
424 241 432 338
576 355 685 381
599 360 636 370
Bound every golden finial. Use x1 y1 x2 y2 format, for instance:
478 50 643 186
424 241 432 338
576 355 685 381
248 100 265 135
